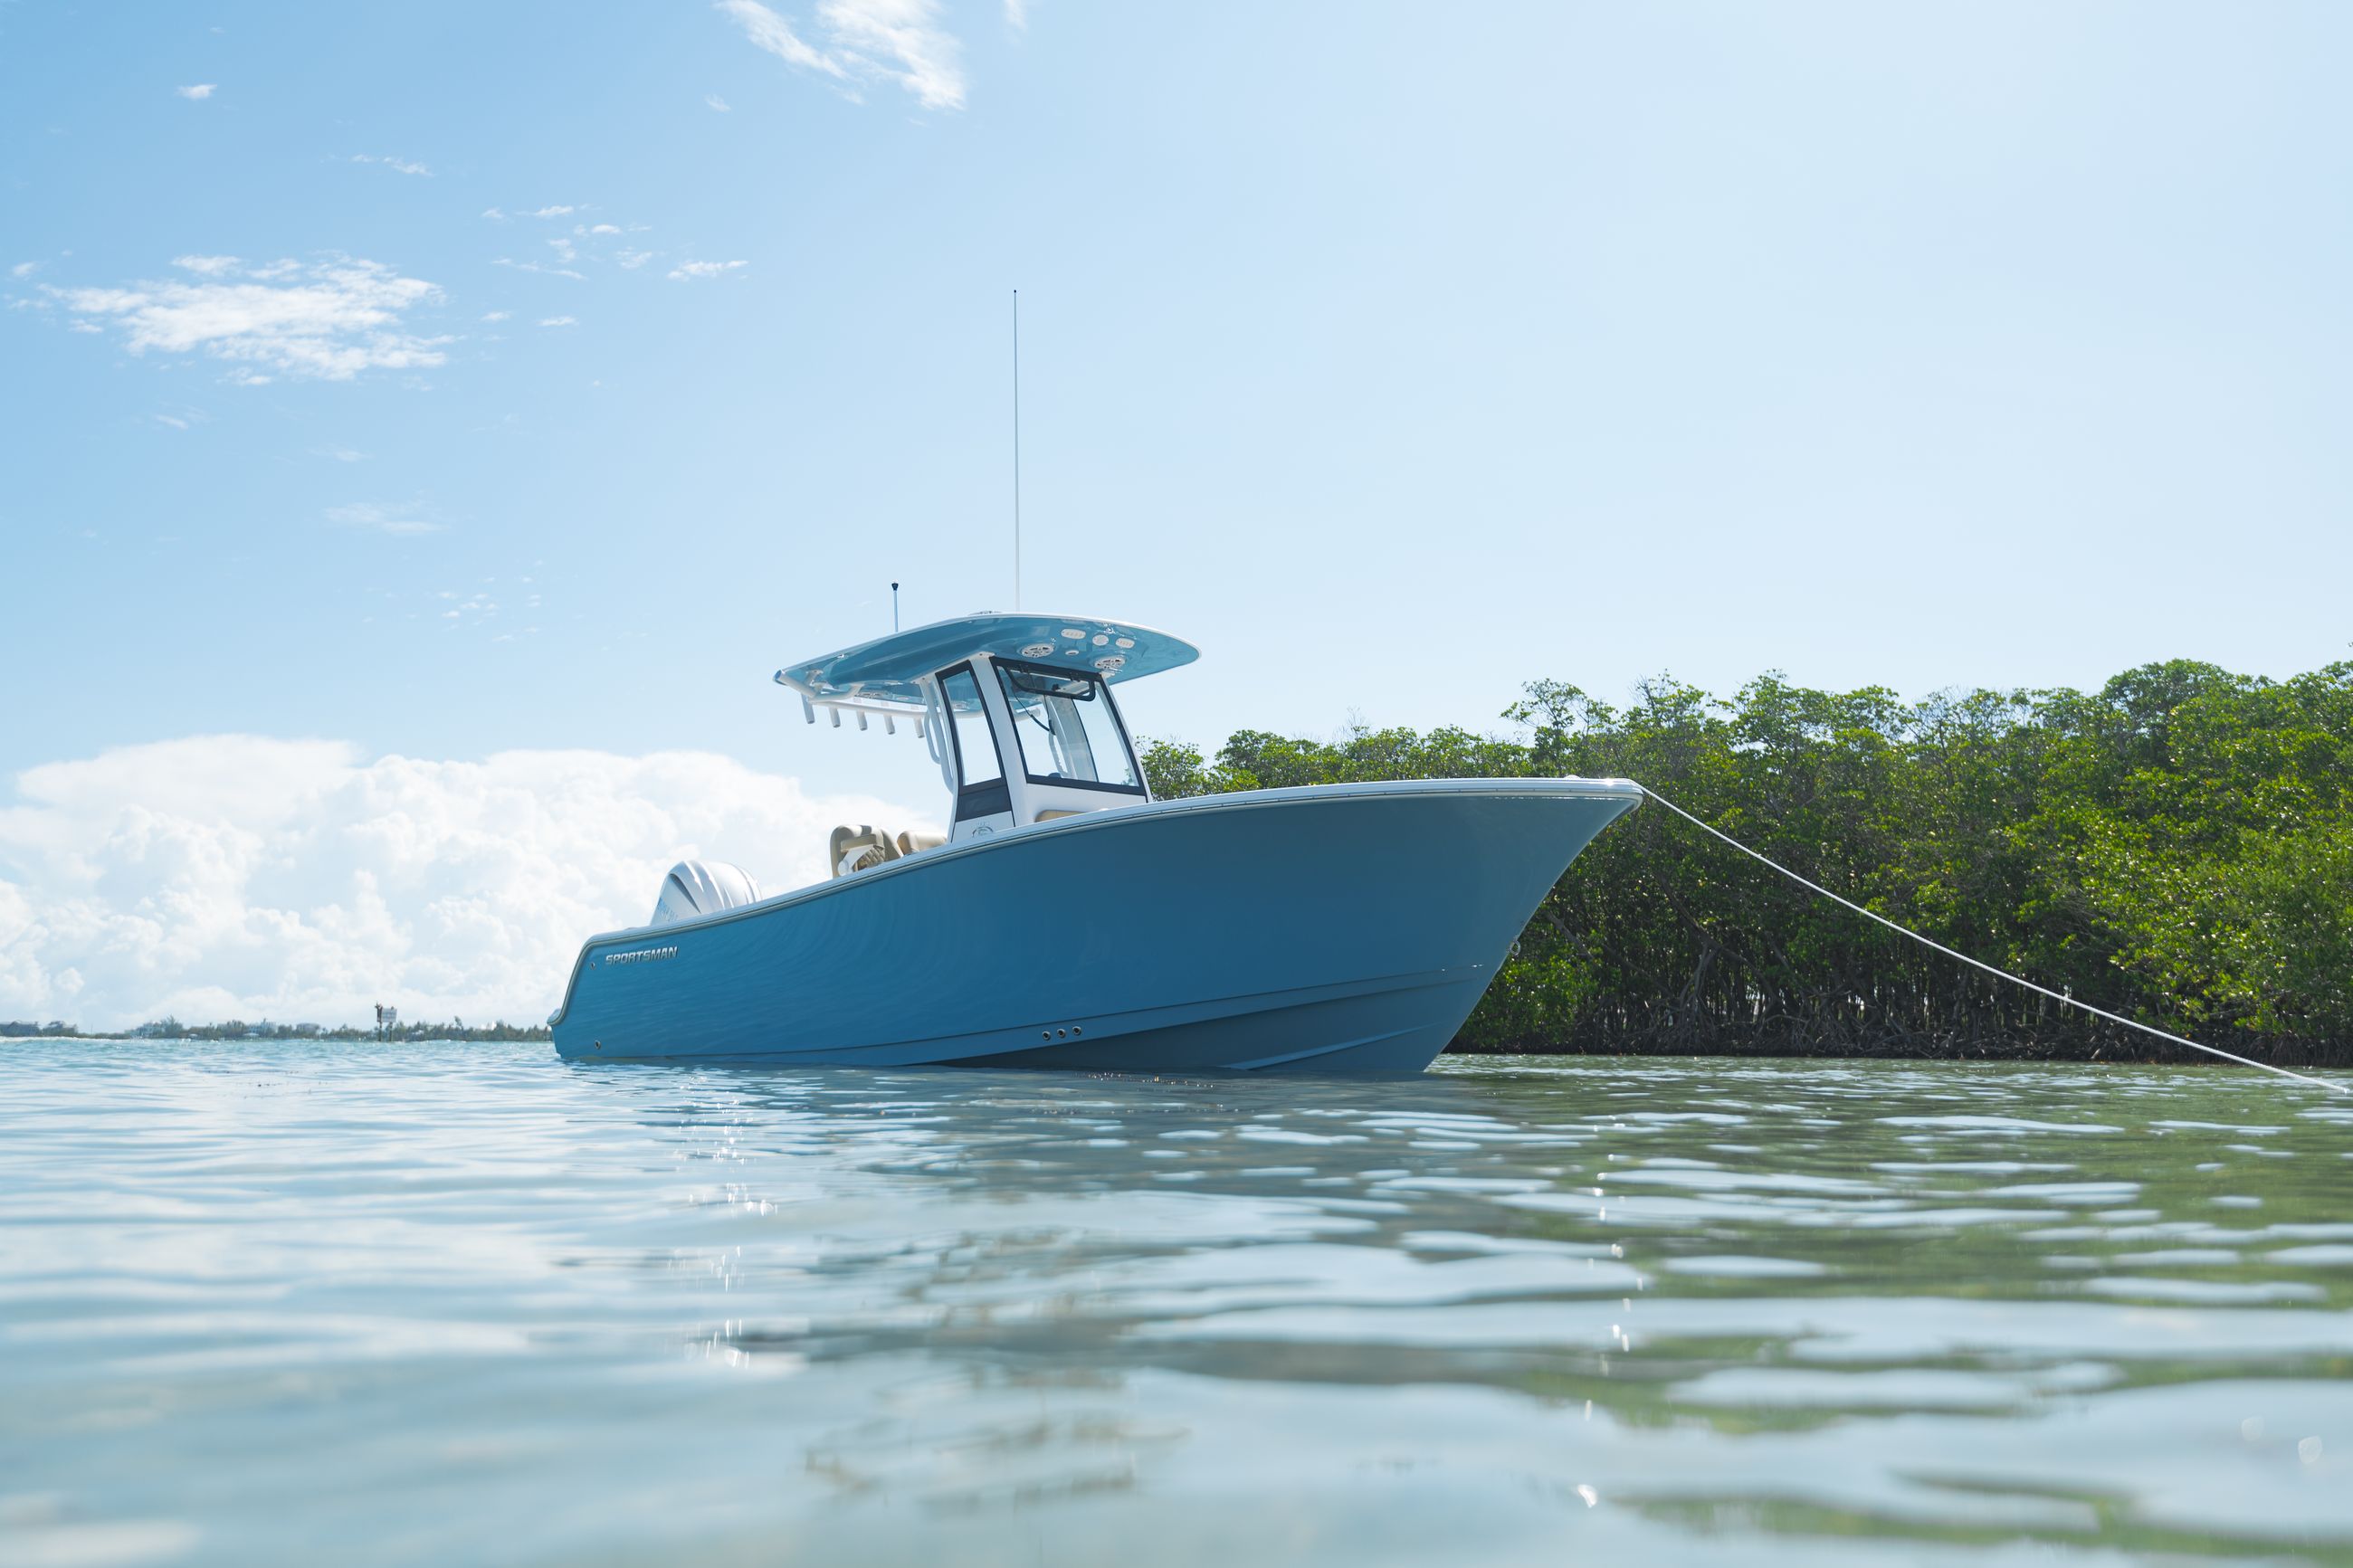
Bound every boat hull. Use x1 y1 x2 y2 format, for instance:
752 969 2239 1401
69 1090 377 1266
549 778 1639 1074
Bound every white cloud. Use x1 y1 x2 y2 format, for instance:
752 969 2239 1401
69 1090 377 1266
492 257 586 280
718 0 964 110
823 0 965 106
706 93 732 111
490 219 650 279
538 316 577 328
11 261 37 278
481 310 511 322
351 154 433 176
482 207 509 221
1005 0 1027 26
51 256 448 382
176 83 216 100
615 250 657 271
327 501 443 536
0 736 929 1030
717 0 846 80
667 259 748 280
154 413 190 430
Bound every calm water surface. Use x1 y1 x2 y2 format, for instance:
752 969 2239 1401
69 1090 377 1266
4 1042 2350 1565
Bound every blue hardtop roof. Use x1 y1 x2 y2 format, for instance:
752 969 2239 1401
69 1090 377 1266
780 613 1200 705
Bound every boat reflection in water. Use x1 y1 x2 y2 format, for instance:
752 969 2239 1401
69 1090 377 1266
549 613 1638 1072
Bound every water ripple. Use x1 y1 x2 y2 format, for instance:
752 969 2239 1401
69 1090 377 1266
1 1042 2347 1564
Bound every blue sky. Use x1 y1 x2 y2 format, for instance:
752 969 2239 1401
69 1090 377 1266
5 2 2352 1024
11 0 2352 786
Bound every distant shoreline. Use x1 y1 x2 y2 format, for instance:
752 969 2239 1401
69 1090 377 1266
9 1031 2339 1072
1 1024 552 1044
3 1033 556 1046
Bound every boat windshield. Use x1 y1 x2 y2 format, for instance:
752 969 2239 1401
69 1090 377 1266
938 665 1004 789
996 661 1143 793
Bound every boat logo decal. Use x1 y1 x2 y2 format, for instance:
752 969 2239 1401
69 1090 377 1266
605 946 680 966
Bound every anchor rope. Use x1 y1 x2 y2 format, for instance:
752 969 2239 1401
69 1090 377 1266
1633 783 2349 1096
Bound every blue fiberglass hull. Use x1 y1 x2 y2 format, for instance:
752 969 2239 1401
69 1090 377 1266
548 778 1641 1075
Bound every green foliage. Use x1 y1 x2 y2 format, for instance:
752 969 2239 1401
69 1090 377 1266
1138 737 1252 800
1157 659 2353 1063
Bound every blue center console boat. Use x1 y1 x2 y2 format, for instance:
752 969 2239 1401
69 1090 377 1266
549 613 1640 1074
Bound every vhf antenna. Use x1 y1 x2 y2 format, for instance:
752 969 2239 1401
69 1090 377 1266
1012 288 1021 611
891 581 900 632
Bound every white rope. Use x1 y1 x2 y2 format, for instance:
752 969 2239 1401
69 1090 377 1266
1634 783 2349 1096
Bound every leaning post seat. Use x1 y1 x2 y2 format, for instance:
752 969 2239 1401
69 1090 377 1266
828 824 898 878
829 824 950 877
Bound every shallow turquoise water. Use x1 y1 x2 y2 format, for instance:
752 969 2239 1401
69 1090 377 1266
3 1042 2349 1565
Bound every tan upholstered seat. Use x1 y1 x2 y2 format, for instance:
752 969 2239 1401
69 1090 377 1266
827 823 900 878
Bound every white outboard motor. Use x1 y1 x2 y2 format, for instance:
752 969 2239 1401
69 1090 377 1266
649 860 761 928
